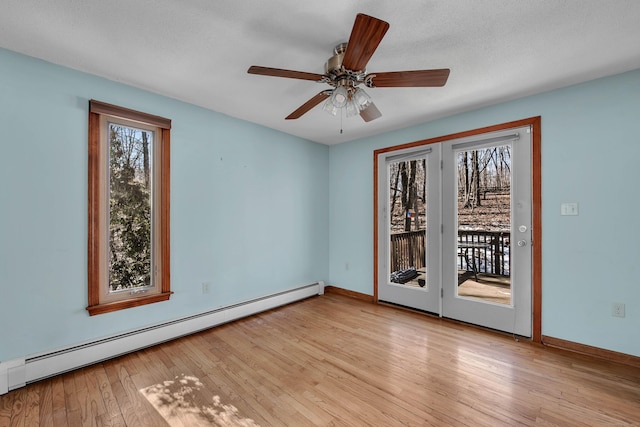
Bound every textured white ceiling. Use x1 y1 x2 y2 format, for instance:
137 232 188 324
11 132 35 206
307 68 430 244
2 0 640 145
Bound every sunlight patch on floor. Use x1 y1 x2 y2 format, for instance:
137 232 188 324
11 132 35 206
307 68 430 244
140 374 260 427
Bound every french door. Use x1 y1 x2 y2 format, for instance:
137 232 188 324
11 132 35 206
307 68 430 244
376 125 533 336
442 126 532 336
376 146 441 313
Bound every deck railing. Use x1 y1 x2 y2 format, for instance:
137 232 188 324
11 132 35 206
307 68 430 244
389 229 510 276
389 231 426 272
457 230 510 276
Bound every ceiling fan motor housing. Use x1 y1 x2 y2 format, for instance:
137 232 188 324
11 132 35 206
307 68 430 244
325 42 367 90
325 43 347 75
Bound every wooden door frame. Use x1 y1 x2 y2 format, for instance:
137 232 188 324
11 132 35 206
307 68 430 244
373 116 542 342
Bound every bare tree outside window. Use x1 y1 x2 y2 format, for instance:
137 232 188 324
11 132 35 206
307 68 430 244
457 146 511 231
389 160 426 233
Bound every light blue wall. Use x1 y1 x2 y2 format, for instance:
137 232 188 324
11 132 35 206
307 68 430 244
1 46 638 362
329 69 640 357
0 49 329 361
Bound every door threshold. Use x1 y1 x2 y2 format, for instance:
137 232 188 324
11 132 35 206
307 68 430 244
377 300 439 318
378 299 531 342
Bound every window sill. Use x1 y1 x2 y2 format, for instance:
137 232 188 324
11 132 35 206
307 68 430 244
86 291 173 316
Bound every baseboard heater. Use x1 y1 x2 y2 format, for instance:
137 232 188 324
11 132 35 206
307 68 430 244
1 281 324 394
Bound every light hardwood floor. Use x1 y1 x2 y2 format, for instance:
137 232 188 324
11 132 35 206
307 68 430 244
1 293 639 426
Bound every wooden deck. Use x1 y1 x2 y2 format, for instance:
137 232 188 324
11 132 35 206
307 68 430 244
458 274 511 305
403 270 511 305
1 293 638 426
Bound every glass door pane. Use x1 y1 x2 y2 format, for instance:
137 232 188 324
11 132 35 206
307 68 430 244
388 159 427 289
456 145 511 305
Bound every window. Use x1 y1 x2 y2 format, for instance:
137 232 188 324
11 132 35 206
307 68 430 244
87 100 171 316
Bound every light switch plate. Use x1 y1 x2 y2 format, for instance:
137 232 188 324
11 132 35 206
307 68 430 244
561 202 579 216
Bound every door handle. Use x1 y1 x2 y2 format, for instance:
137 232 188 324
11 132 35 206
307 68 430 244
517 240 527 247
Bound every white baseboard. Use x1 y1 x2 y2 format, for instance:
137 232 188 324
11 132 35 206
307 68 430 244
0 358 25 394
1 281 324 394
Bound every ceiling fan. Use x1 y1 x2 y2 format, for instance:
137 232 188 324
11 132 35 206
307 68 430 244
247 13 450 122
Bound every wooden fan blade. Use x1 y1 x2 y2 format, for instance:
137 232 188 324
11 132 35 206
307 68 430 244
367 69 450 87
342 14 390 72
248 66 325 82
285 91 330 120
360 102 382 122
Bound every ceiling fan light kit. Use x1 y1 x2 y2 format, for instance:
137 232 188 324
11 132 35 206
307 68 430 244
329 85 349 109
323 82 372 118
248 13 450 122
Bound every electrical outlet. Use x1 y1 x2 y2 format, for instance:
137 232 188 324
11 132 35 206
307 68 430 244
202 282 210 294
612 302 625 318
